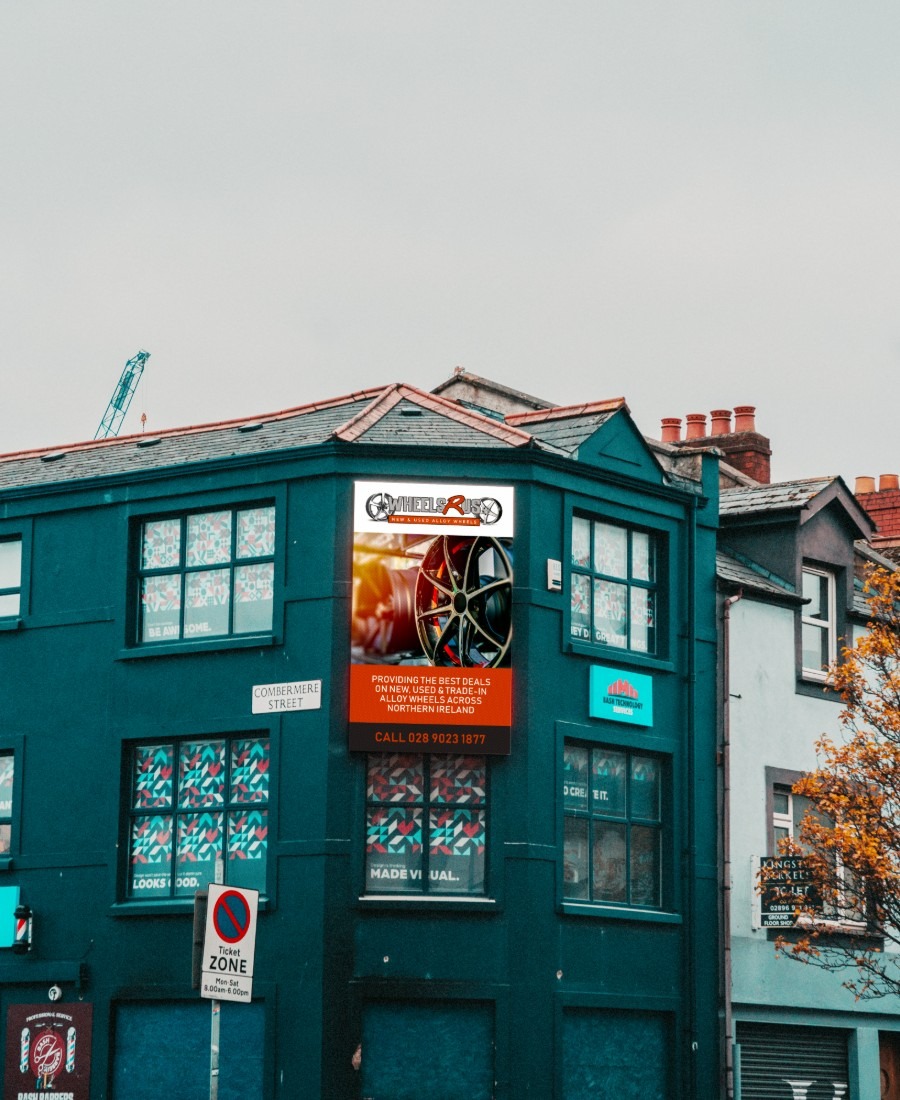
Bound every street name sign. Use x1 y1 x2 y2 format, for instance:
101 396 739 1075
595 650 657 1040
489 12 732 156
251 679 322 714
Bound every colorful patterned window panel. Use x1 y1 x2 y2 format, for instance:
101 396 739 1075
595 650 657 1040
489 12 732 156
138 505 275 644
0 538 22 618
365 753 487 896
570 517 658 655
563 742 664 909
0 753 14 856
127 736 269 900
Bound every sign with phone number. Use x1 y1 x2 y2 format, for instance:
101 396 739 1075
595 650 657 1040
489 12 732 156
349 725 507 754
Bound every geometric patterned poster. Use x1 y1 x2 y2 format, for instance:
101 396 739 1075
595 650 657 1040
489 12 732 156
4 1003 93 1100
365 753 487 893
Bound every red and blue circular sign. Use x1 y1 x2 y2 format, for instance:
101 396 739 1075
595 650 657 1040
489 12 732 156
212 890 252 944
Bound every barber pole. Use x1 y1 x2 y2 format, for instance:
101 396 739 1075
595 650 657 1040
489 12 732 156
66 1026 76 1072
13 903 31 954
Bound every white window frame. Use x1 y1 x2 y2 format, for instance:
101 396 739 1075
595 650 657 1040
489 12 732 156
770 779 865 932
801 565 836 681
772 785 794 846
0 537 22 618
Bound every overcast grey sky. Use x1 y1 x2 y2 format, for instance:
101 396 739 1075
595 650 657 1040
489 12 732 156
2 3 898 483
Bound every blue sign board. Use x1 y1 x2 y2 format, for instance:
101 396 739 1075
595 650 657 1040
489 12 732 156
0 885 19 948
589 665 653 727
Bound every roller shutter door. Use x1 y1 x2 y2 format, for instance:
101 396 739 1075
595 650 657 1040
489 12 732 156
736 1021 849 1099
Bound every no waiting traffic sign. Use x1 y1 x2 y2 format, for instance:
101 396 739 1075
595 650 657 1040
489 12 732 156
213 890 253 943
201 884 259 1003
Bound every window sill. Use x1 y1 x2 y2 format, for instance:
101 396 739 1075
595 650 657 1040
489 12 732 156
795 914 868 935
565 640 673 674
0 618 22 633
795 676 842 702
562 901 681 924
767 919 881 944
110 897 270 917
0 858 12 872
117 633 278 660
358 895 499 913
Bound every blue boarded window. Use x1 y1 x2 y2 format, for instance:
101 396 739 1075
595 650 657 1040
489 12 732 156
361 1000 493 1100
563 1008 670 1100
112 1001 264 1100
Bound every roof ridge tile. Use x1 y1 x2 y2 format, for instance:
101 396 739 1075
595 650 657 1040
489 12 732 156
505 398 626 426
334 384 535 447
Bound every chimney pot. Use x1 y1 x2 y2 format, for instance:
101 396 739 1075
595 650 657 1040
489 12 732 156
733 405 756 433
856 476 876 495
660 417 682 443
710 409 732 436
685 413 707 440
879 474 900 492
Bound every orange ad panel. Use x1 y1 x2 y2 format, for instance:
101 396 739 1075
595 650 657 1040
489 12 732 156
350 666 511 727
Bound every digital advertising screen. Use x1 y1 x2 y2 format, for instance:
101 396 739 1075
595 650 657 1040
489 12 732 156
349 480 514 755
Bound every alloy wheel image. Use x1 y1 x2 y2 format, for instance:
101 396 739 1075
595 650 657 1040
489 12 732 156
414 535 512 667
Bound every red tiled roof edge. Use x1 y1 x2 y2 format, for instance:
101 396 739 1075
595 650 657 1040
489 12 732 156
505 398 627 426
0 386 392 463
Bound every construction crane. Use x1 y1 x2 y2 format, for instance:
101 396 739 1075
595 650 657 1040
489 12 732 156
94 349 150 440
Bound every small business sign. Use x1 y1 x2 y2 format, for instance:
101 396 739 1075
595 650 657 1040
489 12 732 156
0 886 19 949
4 1003 93 1100
200 884 259 1003
759 855 818 928
251 679 321 714
589 665 653 727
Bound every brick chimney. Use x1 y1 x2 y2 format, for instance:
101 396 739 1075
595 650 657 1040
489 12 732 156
855 475 900 557
661 405 771 484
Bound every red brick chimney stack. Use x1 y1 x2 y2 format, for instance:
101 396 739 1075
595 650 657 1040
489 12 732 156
661 404 771 484
856 475 900 558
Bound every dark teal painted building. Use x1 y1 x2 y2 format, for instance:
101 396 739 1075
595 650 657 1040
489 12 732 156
0 373 720 1098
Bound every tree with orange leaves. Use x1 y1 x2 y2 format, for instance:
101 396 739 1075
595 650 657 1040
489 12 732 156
769 565 900 999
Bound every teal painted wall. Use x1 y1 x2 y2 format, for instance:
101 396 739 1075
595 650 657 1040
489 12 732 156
0 438 719 1098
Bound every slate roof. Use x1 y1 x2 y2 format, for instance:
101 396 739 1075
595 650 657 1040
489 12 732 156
505 400 626 456
0 393 376 491
0 375 694 496
716 548 799 600
0 382 554 493
334 385 534 449
719 477 837 517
